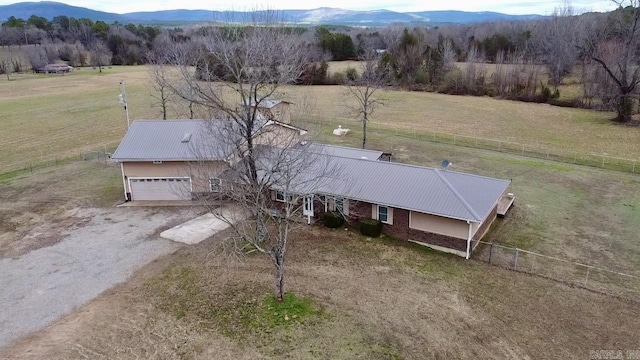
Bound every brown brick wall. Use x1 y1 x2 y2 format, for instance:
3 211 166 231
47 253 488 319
473 205 498 241
320 200 468 254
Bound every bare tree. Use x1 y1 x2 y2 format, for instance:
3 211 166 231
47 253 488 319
581 0 640 122
164 12 316 301
147 51 176 120
537 2 581 90
345 44 387 149
0 56 12 80
89 40 112 73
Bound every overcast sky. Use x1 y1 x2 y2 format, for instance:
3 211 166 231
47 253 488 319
0 0 619 14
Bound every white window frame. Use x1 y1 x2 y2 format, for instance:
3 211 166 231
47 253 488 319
275 190 294 203
377 205 391 224
209 177 221 192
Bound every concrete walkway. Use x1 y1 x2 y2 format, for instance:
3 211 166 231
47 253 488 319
160 204 247 244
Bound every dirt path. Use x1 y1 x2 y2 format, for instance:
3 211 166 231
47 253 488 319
0 206 200 350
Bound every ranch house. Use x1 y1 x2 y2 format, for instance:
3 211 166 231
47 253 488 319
112 119 512 258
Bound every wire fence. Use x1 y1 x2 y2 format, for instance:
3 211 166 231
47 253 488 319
296 117 640 174
0 142 120 178
472 241 640 302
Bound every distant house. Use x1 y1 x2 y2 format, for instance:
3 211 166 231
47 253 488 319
112 120 512 258
36 64 73 74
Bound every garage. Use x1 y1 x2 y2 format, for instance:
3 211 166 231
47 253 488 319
129 178 192 201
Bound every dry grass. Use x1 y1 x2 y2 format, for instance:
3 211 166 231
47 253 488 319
4 225 639 359
0 66 162 171
327 60 362 76
286 85 640 158
0 160 122 258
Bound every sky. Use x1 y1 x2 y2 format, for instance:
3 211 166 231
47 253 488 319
0 0 619 15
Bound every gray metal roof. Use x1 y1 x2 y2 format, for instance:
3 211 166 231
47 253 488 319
111 120 233 161
273 152 510 222
302 143 384 160
248 98 290 109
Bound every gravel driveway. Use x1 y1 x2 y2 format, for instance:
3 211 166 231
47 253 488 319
0 206 201 349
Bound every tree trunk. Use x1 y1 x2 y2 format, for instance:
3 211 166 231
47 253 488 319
273 250 285 301
616 93 634 123
362 115 367 149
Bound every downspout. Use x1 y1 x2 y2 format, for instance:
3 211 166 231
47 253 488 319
466 220 472 260
120 162 128 201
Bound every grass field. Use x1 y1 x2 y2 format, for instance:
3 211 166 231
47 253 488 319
1 65 637 173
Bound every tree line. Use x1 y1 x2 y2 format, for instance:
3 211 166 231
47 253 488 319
1 0 639 122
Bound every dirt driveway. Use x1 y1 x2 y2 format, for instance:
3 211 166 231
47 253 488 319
0 206 202 350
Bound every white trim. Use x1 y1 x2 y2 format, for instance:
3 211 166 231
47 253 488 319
120 162 127 201
466 220 472 260
377 205 392 224
275 190 294 203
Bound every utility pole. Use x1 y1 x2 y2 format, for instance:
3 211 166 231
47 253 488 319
118 81 130 129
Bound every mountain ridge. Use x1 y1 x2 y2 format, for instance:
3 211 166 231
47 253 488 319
0 1 548 25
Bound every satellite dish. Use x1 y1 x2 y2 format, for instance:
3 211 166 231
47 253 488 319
441 159 451 170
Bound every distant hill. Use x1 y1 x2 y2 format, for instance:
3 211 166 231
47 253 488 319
0 1 128 22
0 1 547 25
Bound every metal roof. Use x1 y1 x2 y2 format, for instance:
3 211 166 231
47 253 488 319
111 120 234 161
301 143 384 160
269 152 510 222
248 99 290 109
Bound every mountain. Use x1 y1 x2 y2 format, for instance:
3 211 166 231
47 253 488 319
0 1 127 22
0 1 547 25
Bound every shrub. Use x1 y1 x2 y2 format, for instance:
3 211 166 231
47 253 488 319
323 211 344 228
359 218 383 237
345 67 358 81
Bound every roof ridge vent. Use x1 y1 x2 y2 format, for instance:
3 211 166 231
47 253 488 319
181 133 192 143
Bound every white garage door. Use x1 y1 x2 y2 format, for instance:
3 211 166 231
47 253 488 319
130 178 192 201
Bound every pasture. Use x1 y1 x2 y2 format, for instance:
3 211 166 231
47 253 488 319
1 65 636 172
1 64 640 358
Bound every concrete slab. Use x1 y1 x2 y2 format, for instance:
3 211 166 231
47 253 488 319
160 205 247 244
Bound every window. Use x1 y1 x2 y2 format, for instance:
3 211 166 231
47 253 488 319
276 190 294 203
209 178 221 192
377 205 390 224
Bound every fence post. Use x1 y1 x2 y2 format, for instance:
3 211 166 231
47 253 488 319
574 151 577 164
547 150 550 160
498 142 502 152
514 248 519 270
602 156 605 168
29 163 32 173
521 144 525 156
475 137 478 148
634 161 637 173
489 243 493 264
585 267 590 286
530 254 536 273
